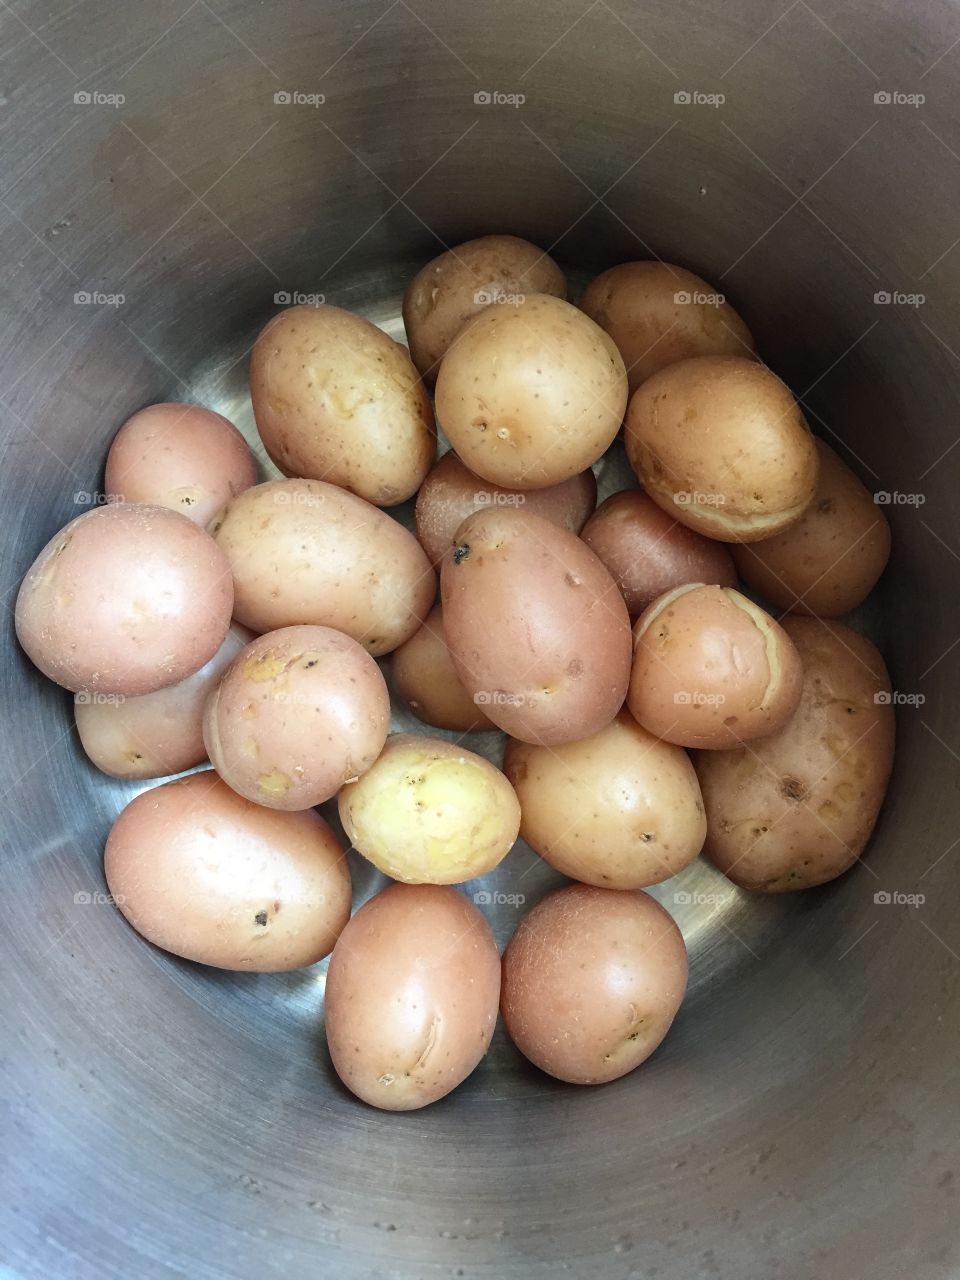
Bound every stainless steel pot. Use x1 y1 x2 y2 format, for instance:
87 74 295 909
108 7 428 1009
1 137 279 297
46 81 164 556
2 3 958 1277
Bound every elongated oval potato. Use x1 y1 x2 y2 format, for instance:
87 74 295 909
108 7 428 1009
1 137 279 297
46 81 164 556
415 451 597 567
732 439 891 616
435 294 627 489
403 235 566 384
75 622 253 779
625 356 818 542
105 772 352 971
580 261 756 395
250 304 436 506
325 883 500 1110
210 479 435 655
503 709 706 889
695 618 894 892
441 508 632 745
627 584 802 749
339 733 519 883
581 489 736 617
390 605 495 732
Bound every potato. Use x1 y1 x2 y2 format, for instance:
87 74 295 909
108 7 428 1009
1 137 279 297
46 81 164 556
403 235 566 384
204 625 389 810
16 503 233 695
338 733 519 883
500 884 688 1085
695 617 894 892
580 261 756 394
435 294 627 489
75 622 253 779
210 479 435 655
104 771 352 971
625 356 818 542
104 403 257 526
732 439 891 616
504 710 705 889
415 451 597 567
325 883 500 1110
581 489 736 617
390 604 495 732
441 508 632 745
627 584 802 749
250 304 435 506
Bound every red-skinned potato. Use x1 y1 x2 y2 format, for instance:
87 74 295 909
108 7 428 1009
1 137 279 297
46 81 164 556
627 584 803 749
581 489 736 617
203 625 389 810
391 604 495 732
501 884 688 1085
403 235 566 384
441 508 632 745
210 479 435 655
732 439 891 616
105 772 352 971
105 403 257 526
325 883 500 1110
504 709 706 890
695 618 895 892
16 502 233 695
414 451 597 567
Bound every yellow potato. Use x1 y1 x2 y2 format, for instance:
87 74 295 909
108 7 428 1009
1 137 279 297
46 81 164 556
390 605 495 732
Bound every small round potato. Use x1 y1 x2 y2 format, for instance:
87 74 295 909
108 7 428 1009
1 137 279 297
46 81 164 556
104 403 257 526
580 261 756 394
581 489 736 617
16 503 233 695
501 885 688 1085
250 304 435 506
504 710 706 889
104 771 352 971
75 622 253 779
695 617 895 892
415 451 597 567
325 883 501 1110
391 605 495 732
210 479 435 655
435 294 627 489
204 625 389 810
627 584 803 749
441 508 632 746
732 439 891 616
403 235 566 384
338 734 520 884
625 356 819 542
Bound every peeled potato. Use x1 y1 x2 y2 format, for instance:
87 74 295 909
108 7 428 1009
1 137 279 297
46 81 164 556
390 605 495 732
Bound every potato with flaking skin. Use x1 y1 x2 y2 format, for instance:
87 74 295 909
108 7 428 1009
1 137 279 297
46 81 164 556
325 883 500 1110
625 356 818 542
105 403 257 526
501 884 688 1085
16 503 233 695
338 734 519 884
203 625 389 810
504 710 706 890
104 772 352 971
403 235 567 384
75 622 253 779
435 294 627 490
250 305 435 506
732 439 891 617
627 583 802 750
695 618 894 892
391 605 495 732
415 451 597 567
210 479 435 655
581 489 736 618
580 261 756 395
441 508 632 746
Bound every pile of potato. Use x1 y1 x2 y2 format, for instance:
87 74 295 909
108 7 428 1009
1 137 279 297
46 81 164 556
15 235 895 1111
